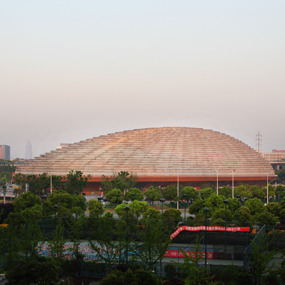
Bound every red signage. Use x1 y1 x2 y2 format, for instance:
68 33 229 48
170 226 250 239
272 149 285 153
164 249 213 259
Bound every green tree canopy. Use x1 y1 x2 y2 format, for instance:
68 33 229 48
105 188 124 204
101 171 137 193
162 185 177 200
124 187 143 201
181 186 199 201
44 189 86 218
144 186 161 203
64 170 89 194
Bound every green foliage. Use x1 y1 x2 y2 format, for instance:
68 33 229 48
64 170 89 194
101 171 137 193
6 256 61 285
133 218 170 270
276 185 285 198
44 189 86 218
114 203 129 217
162 185 177 200
105 188 124 204
266 202 281 218
124 187 144 201
189 199 204 215
163 208 182 231
12 192 41 212
178 235 217 285
100 268 160 285
142 207 161 222
89 218 128 268
144 186 161 203
13 173 60 195
88 199 105 217
218 186 232 199
181 186 199 201
276 169 285 183
245 198 265 216
250 236 276 285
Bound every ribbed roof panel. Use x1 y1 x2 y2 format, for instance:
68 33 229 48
16 127 274 178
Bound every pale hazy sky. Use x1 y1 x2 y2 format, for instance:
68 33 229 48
1 0 284 159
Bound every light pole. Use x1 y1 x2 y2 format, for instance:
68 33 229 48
177 172 180 210
267 174 269 204
160 198 165 215
98 196 103 217
40 194 49 228
125 205 130 265
236 195 240 225
204 207 209 268
232 170 235 199
215 169 219 195
183 194 188 223
53 204 58 226
224 199 229 257
131 193 135 226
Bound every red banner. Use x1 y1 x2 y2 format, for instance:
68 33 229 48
164 249 214 259
170 226 250 239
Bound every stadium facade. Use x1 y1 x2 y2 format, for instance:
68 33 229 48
16 127 276 195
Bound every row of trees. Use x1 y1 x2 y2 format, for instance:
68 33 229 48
1 188 285 284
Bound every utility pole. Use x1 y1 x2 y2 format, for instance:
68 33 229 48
256 132 262 153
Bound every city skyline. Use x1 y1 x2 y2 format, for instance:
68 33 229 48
1 1 284 158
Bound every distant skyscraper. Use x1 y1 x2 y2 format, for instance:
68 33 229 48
0 145 10 160
25 141 33 160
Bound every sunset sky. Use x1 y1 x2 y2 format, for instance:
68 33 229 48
1 1 284 158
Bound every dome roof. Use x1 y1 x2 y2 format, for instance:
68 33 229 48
16 127 274 180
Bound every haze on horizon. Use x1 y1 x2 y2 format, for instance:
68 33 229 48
1 1 284 159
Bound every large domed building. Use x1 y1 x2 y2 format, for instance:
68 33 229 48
16 127 275 194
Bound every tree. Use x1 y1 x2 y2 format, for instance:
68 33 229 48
88 199 105 217
13 173 56 195
6 256 61 285
245 198 265 216
250 236 275 285
181 186 199 201
276 169 285 183
64 170 89 195
44 189 86 218
199 187 215 199
133 217 170 271
218 186 232 199
12 192 42 213
162 185 177 200
124 187 143 201
163 208 182 231
101 171 137 193
276 185 285 199
89 218 129 269
105 188 124 204
144 186 161 204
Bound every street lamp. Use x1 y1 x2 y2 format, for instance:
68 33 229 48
131 193 135 225
98 196 103 218
204 207 209 268
40 194 49 228
183 194 188 223
215 169 219 195
125 205 130 265
159 198 165 215
53 204 58 226
224 199 229 257
232 170 235 199
236 195 241 225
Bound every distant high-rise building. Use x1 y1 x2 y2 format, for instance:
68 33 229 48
0 145 10 160
25 141 33 160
